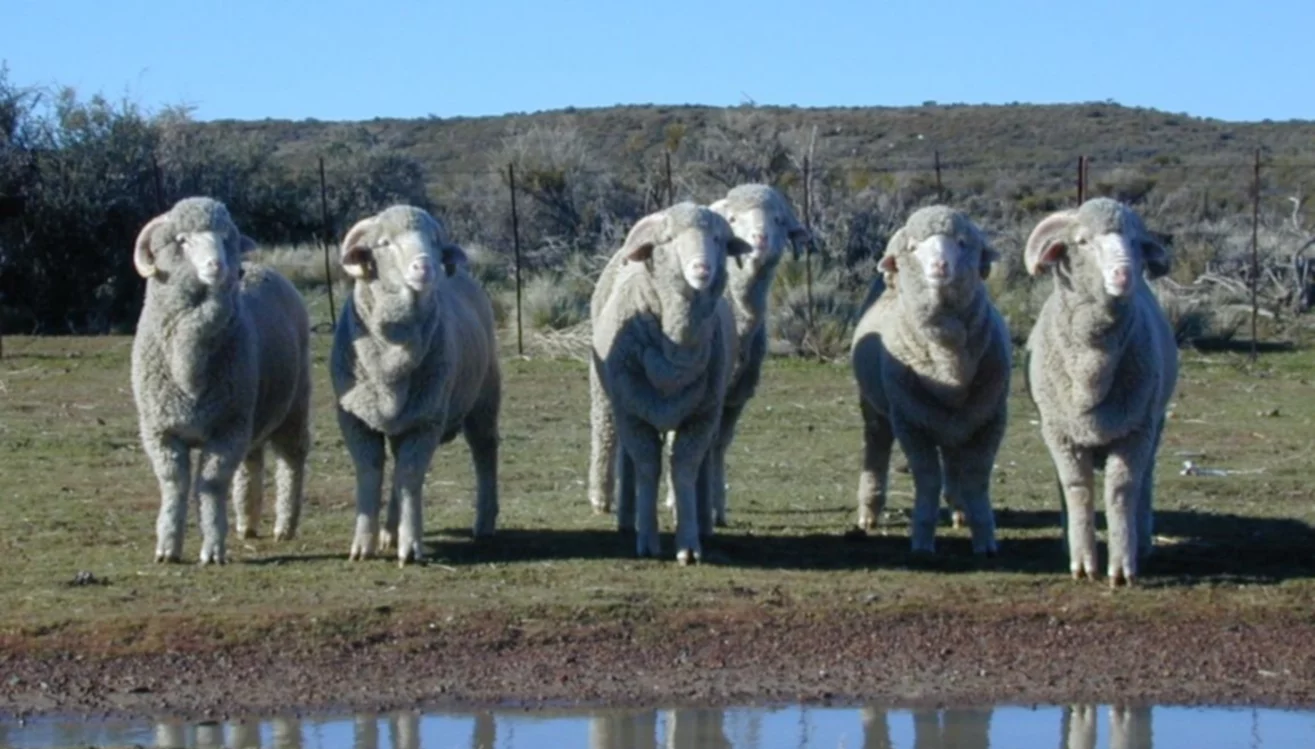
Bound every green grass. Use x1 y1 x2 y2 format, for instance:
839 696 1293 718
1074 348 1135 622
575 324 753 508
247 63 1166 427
1 334 1314 656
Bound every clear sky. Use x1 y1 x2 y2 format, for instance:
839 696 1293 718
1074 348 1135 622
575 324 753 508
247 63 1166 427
5 0 1311 123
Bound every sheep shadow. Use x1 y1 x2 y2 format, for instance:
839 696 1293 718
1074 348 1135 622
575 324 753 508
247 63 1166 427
409 505 1315 583
991 508 1315 584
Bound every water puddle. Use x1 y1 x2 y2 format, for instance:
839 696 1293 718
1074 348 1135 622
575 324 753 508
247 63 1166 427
2 704 1312 748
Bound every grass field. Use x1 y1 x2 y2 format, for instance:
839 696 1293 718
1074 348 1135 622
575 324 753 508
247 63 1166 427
1 324 1314 661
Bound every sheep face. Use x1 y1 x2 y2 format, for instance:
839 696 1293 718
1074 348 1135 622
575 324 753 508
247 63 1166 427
621 203 752 345
1025 198 1169 303
340 206 466 299
879 206 996 300
711 186 809 272
133 197 254 289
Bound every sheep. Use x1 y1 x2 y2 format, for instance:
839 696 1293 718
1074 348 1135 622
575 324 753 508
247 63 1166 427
850 205 1011 555
130 197 311 565
659 184 809 527
330 204 501 566
1024 197 1178 586
587 202 751 563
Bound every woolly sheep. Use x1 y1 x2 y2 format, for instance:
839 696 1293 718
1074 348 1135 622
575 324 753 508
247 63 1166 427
850 206 1011 555
587 202 752 563
660 184 809 526
1024 197 1178 586
131 197 311 565
331 205 501 566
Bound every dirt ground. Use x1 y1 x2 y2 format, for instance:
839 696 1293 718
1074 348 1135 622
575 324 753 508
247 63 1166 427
3 605 1314 722
2 336 1314 722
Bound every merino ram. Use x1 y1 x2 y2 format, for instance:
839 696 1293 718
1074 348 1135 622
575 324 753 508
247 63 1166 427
850 206 1011 555
331 205 501 566
131 197 311 565
588 202 751 563
1024 197 1178 586
662 183 809 526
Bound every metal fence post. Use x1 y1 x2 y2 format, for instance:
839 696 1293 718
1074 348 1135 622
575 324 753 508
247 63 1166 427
508 162 524 356
319 156 337 330
1251 148 1261 362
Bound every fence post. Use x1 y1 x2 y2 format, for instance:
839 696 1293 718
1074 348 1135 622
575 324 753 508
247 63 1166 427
933 149 943 201
1250 148 1261 362
664 150 674 206
319 156 337 330
508 162 524 357
1077 155 1088 205
802 154 814 346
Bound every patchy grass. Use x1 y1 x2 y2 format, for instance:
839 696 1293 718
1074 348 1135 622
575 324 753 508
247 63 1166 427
1 335 1314 658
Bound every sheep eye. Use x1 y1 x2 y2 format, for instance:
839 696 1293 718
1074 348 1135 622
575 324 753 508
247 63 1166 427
175 234 187 245
727 216 736 224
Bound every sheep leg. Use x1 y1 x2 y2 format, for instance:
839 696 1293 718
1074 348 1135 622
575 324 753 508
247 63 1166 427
270 406 311 542
341 409 386 561
464 406 500 540
617 447 636 534
1046 437 1098 580
671 417 717 565
1104 433 1154 587
231 448 264 540
145 433 191 563
859 708 892 749
899 428 943 554
195 439 245 565
943 445 1000 555
587 359 617 515
710 401 745 528
856 400 894 530
616 415 663 557
663 431 677 519
381 472 401 553
391 428 442 566
1138 419 1166 561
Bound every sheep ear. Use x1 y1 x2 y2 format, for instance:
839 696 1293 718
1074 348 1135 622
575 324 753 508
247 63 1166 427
340 217 377 280
979 246 1000 280
1025 210 1077 276
622 213 665 264
727 236 753 258
876 227 906 275
132 214 171 278
1141 233 1171 279
878 253 898 275
238 234 258 255
440 243 468 277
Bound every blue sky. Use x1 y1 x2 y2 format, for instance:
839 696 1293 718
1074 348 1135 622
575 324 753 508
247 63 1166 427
5 0 1312 123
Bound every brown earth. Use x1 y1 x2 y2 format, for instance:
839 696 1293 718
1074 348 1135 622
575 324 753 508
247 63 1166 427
3 603 1313 722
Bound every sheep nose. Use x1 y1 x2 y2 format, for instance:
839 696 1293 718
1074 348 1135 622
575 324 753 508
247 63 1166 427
691 260 710 277
1112 267 1129 283
930 259 949 277
410 257 434 280
752 232 768 250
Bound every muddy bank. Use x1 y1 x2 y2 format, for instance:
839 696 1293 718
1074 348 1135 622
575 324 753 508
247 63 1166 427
3 606 1313 721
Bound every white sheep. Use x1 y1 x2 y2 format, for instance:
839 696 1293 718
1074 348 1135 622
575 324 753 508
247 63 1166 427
660 184 809 527
1024 197 1178 586
331 205 501 566
130 197 311 565
587 202 751 563
851 206 1011 555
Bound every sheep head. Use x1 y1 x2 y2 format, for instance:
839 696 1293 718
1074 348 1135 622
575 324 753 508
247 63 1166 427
133 197 255 288
1025 198 1170 301
622 202 752 297
340 205 466 296
878 206 997 301
709 183 810 271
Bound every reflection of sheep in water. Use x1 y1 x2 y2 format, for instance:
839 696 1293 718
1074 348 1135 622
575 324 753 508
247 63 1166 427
588 203 751 562
130 197 311 565
660 184 810 527
1060 705 1153 749
860 707 991 749
851 206 1011 555
589 710 658 749
1024 198 1178 586
330 205 502 566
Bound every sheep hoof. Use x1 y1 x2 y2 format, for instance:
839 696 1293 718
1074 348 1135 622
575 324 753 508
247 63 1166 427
239 528 259 540
713 516 728 528
590 501 612 516
398 543 425 567
676 549 701 566
349 537 374 561
857 514 877 531
154 551 180 564
273 527 295 541
950 510 967 529
1109 569 1135 588
377 529 396 553
198 550 226 566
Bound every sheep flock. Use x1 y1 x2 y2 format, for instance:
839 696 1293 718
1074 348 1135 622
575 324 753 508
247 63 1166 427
129 191 1181 586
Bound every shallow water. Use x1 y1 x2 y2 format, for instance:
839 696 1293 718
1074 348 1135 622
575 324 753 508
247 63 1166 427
2 704 1312 749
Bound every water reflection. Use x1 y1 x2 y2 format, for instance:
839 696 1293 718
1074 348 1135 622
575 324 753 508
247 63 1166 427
2 703 1307 748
